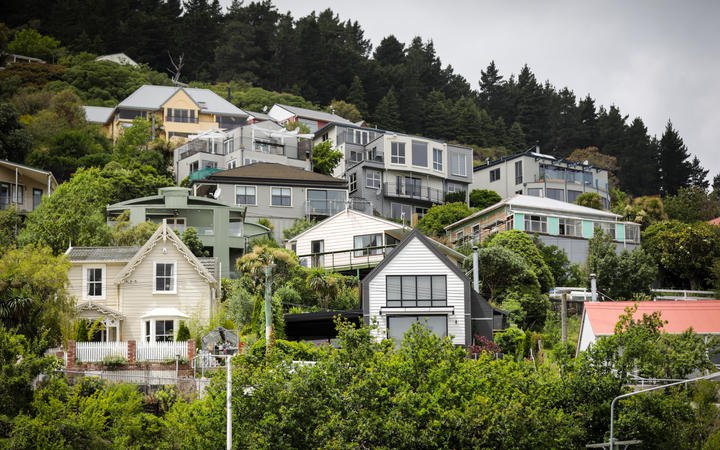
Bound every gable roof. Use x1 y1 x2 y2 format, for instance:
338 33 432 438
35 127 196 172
582 301 720 336
114 222 216 285
117 85 247 117
274 103 354 124
83 106 115 124
203 162 347 188
66 246 140 262
445 194 620 230
287 208 403 243
0 159 58 188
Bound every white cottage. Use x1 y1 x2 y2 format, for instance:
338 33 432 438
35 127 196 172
361 229 501 346
66 222 219 343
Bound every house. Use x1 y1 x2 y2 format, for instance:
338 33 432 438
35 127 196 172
0 159 57 214
268 103 353 133
172 121 310 184
471 148 611 208
444 194 640 264
191 163 350 241
106 187 270 278
108 85 249 142
314 122 474 223
361 229 504 346
83 105 116 137
577 301 720 362
95 53 139 66
66 221 219 343
245 110 274 124
286 208 465 276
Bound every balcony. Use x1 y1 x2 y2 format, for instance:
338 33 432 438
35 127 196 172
383 182 445 203
297 244 397 271
166 115 199 123
304 199 348 217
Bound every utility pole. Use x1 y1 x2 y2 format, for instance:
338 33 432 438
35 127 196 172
561 291 568 344
264 264 273 354
226 354 232 450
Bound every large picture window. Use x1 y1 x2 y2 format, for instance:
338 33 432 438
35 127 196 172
450 152 468 176
386 275 447 307
155 320 175 342
154 263 176 293
354 233 383 257
391 142 406 164
271 187 292 206
387 315 447 342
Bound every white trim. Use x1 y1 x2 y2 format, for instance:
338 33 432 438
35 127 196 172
234 184 258 206
152 260 177 294
82 264 106 300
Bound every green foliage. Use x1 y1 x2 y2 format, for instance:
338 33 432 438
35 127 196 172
443 190 466 203
575 192 604 210
113 117 168 174
534 237 579 286
7 28 63 62
416 202 473 236
225 282 256 333
176 321 190 342
311 140 343 175
664 186 720 223
0 103 32 162
0 245 72 344
327 99 362 122
469 189 501 209
0 206 21 252
26 127 111 181
476 245 539 301
110 219 157 246
181 227 208 257
257 217 274 233
248 338 319 361
283 217 316 240
101 354 128 369
494 326 526 358
485 230 555 292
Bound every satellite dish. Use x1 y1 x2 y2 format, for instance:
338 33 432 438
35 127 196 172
213 188 222 199
582 160 589 166
262 105 268 113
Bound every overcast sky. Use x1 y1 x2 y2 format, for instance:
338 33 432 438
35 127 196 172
233 0 720 180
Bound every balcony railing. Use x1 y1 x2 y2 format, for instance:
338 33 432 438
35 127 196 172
166 115 199 123
297 244 397 271
305 199 348 216
383 182 446 203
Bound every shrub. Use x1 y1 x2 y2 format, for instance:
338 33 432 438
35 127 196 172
101 355 127 369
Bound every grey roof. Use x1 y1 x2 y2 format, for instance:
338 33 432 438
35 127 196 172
66 246 140 262
83 106 115 124
276 103 354 124
246 110 274 122
118 85 248 117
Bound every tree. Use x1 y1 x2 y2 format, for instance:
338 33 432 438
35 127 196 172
7 28 63 62
0 103 32 163
26 128 111 182
110 219 157 246
181 227 208 257
534 238 578 287
658 120 694 196
0 206 21 252
328 99 362 123
469 189 501 209
575 192 604 210
283 217 316 240
688 156 709 190
566 146 619 188
664 186 720 223
311 140 343 175
416 202 472 236
176 321 191 341
373 87 402 130
484 230 555 292
346 75 368 115
113 117 167 174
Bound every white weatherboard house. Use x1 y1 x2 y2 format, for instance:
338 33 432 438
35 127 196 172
361 229 499 346
286 208 406 271
66 222 219 343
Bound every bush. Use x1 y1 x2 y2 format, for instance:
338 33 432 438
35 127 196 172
176 321 191 341
469 189 501 209
101 355 127 369
249 338 320 361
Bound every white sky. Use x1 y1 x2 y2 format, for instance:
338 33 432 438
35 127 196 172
227 0 720 180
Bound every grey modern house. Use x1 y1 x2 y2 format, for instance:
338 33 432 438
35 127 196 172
106 187 270 278
191 163 350 241
314 123 474 223
172 121 311 184
470 148 611 208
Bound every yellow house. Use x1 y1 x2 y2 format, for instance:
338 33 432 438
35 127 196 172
65 221 219 343
106 85 249 142
0 159 57 214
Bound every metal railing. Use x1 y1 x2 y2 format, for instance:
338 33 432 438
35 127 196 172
304 199 350 216
297 244 397 271
383 182 446 203
651 289 717 300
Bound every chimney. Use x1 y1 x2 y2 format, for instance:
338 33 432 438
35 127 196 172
472 246 480 293
590 273 598 302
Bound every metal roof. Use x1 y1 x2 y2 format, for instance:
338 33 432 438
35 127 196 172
583 301 720 335
275 103 354 124
66 246 140 262
204 162 347 187
83 106 115 124
117 85 248 116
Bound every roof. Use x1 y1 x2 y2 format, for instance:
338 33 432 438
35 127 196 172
274 103 354 124
66 246 140 262
107 186 245 212
445 194 620 230
83 106 115 124
246 110 274 122
709 217 720 226
583 301 720 335
384 228 466 262
473 147 605 172
287 208 403 243
203 162 347 188
0 159 58 188
141 308 190 319
118 85 247 117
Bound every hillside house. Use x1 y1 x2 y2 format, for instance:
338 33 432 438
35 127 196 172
268 103 353 133
0 160 57 214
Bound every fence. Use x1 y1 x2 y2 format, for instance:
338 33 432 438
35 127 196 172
137 341 189 362
76 342 128 363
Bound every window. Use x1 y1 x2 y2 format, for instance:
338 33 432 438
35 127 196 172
189 161 199 174
349 173 357 193
321 132 329 142
386 275 447 307
527 188 543 197
32 188 43 210
235 185 256 205
489 168 500 182
472 224 480 238
450 152 468 176
165 218 185 233
455 230 464 241
351 129 368 145
433 148 443 171
411 140 428 167
446 182 463 193
86 268 103 298
387 315 447 342
415 207 428 219
390 203 411 221
166 108 196 123
9 184 24 204
546 188 564 201
307 189 345 215
0 183 9 208
155 320 174 342
271 187 292 206
354 233 383 256
567 190 582 203
391 142 405 164
223 137 234 154
244 158 259 165
397 176 422 197
227 160 237 169
524 215 547 233
515 160 523 184
366 170 381 189
559 218 581 237
154 263 176 293
350 150 363 163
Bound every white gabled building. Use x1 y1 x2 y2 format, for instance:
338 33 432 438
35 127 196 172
361 229 502 346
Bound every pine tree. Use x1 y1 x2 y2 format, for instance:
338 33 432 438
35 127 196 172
374 88 402 131
373 35 406 66
478 60 504 113
506 122 526 152
422 90 451 140
658 120 693 196
620 117 659 196
688 156 709 190
346 75 368 115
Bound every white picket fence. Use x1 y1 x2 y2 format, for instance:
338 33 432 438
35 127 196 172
76 342 128 363
136 341 188 362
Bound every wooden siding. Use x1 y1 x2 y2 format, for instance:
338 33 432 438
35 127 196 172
367 237 467 345
67 262 126 312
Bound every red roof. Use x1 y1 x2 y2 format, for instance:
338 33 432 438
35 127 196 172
708 217 720 225
584 301 720 335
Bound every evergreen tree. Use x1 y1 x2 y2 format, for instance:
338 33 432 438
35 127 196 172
620 118 659 196
478 60 507 119
373 88 402 131
373 35 406 66
422 90 451 140
505 122 526 151
177 0 223 81
346 75 368 115
658 120 693 196
688 156 709 190
514 65 546 147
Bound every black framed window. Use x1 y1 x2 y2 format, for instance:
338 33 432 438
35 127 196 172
86 268 103 297
386 275 447 307
155 320 174 342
